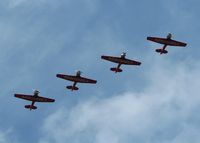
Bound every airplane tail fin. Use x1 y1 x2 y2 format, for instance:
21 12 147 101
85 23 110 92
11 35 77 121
155 49 168 54
25 105 37 110
66 86 79 91
110 67 123 73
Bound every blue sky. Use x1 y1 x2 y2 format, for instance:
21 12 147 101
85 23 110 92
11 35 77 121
0 0 200 143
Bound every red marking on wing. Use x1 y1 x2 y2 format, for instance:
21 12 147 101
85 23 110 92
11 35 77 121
101 56 141 65
77 77 97 83
101 56 122 63
147 37 187 47
34 96 55 102
14 94 55 102
57 74 97 84
14 94 36 101
121 58 141 65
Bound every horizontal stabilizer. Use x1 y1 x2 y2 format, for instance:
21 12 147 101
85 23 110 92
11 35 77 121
110 67 123 73
66 86 79 91
155 49 168 54
25 105 37 110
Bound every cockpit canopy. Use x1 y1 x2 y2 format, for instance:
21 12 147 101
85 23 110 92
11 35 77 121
121 52 126 58
76 70 82 76
34 90 40 96
167 33 172 39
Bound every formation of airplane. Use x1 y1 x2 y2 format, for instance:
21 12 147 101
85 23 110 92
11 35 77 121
56 71 97 91
147 33 187 54
101 52 141 73
14 90 55 110
14 33 187 110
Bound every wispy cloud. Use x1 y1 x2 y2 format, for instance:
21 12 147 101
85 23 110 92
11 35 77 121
39 60 200 143
0 1 199 143
6 0 46 8
8 0 27 8
5 0 99 10
0 128 18 143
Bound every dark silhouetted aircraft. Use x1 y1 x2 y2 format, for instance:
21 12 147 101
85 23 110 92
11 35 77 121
56 71 97 91
14 90 55 110
101 52 141 73
147 33 187 54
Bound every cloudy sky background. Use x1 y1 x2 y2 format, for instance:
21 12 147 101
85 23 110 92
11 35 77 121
0 0 200 143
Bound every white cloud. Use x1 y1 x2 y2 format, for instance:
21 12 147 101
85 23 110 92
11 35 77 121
8 0 27 8
6 0 59 8
7 0 44 8
6 0 99 10
0 128 17 143
0 0 101 96
39 60 200 143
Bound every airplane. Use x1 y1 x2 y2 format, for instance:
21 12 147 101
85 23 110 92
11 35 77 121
56 70 97 91
101 52 141 73
14 90 55 110
147 33 187 54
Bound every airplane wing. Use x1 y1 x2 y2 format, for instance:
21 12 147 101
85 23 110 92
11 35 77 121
14 94 55 102
56 74 97 84
101 56 141 65
147 37 187 47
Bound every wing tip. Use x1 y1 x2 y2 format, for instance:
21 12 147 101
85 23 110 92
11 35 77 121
147 37 152 40
101 55 106 59
56 74 64 78
14 94 19 97
138 62 142 65
90 80 97 84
